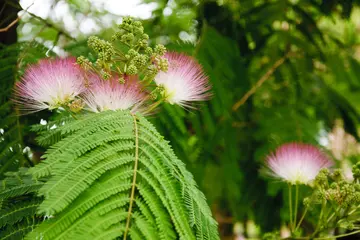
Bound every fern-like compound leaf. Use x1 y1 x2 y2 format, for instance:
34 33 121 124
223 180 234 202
24 110 219 239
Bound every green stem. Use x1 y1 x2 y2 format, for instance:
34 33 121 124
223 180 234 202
295 205 308 232
289 184 293 232
69 112 78 120
326 204 340 225
294 184 299 230
312 199 326 238
142 99 164 115
347 204 360 216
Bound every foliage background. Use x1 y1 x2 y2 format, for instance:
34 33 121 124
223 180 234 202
2 0 360 238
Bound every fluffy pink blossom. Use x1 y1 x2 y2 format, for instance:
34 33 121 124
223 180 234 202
14 58 86 113
83 75 145 113
154 52 211 106
266 143 333 185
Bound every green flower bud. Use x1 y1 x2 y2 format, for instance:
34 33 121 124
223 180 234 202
353 192 360 204
150 92 157 100
120 23 132 32
133 21 142 28
76 56 92 69
146 65 158 76
98 52 105 61
303 197 311 207
332 169 343 182
87 36 100 50
118 77 125 84
122 16 133 25
339 221 354 230
154 44 166 56
121 33 134 43
126 65 137 75
314 190 325 202
157 57 169 72
352 164 360 179
134 26 144 35
128 49 137 58
95 59 104 68
132 54 148 68
111 31 122 41
138 39 148 48
101 71 111 80
145 47 153 55
76 56 86 65
314 169 329 189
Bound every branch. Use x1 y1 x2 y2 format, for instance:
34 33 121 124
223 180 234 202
232 52 290 111
0 17 19 32
5 1 75 41
26 12 75 41
0 2 33 33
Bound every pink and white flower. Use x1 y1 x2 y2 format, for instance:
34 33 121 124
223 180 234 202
266 143 333 185
14 58 86 113
154 52 211 106
83 75 145 113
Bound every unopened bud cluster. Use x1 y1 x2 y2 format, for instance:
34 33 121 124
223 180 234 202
303 166 360 231
78 16 168 82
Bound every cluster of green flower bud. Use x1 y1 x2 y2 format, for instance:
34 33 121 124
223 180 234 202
76 56 93 70
291 166 360 238
314 168 330 189
77 17 169 83
112 16 148 49
302 165 360 234
154 56 169 72
88 36 115 62
122 42 168 77
100 70 111 80
311 168 360 207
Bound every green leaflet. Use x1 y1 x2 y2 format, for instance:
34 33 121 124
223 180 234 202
18 110 219 240
0 168 44 240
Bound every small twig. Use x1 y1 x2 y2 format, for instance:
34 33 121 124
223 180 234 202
232 52 290 111
0 2 34 33
5 1 75 41
26 12 75 41
0 17 19 32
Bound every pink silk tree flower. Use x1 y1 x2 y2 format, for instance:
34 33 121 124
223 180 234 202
266 143 333 185
83 75 145 113
154 52 211 107
14 58 86 113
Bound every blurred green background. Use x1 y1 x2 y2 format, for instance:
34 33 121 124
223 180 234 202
2 0 360 239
